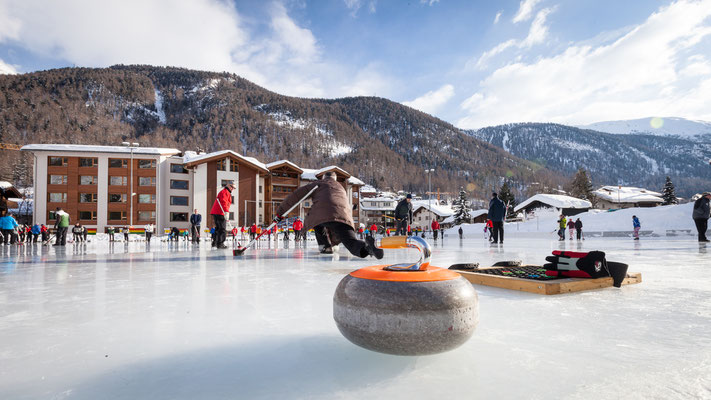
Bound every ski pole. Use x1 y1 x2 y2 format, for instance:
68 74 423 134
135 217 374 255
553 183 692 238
234 185 318 256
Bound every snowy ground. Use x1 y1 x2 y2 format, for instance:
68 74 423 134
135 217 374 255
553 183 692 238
1 234 710 400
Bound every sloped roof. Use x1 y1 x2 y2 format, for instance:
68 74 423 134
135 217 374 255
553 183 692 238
183 150 268 172
514 194 592 213
593 186 663 203
348 176 365 186
0 181 23 198
266 160 303 173
301 166 351 181
412 201 454 217
21 144 180 155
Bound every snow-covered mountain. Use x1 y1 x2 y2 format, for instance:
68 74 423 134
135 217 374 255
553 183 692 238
578 117 711 139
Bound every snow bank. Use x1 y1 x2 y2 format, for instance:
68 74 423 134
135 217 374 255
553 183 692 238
449 203 700 237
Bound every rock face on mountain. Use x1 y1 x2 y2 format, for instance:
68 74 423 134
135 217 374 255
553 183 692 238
0 65 558 196
468 123 711 197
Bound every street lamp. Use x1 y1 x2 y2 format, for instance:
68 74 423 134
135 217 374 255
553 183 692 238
425 168 435 219
123 142 140 226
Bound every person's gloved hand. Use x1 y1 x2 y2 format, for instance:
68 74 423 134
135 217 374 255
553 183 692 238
273 214 284 223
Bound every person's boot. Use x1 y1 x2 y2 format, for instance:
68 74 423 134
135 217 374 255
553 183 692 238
365 236 384 259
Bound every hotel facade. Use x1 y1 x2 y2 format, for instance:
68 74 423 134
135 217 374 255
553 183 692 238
22 144 363 235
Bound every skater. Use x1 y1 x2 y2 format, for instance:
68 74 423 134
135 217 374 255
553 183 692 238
72 223 83 242
31 223 40 243
250 223 257 241
293 218 303 241
18 224 26 243
53 207 70 246
190 209 202 243
488 193 506 244
0 211 18 244
385 228 391 237
692 192 711 242
82 226 88 242
394 194 413 236
282 225 289 241
485 219 494 242
557 215 567 241
40 224 49 243
170 227 180 242
240 225 246 241
231 226 239 242
369 223 378 238
575 218 583 240
458 226 463 239
123 226 130 242
144 223 153 242
407 224 412 237
274 171 382 258
210 181 235 249
431 219 440 240
567 218 575 240
632 215 641 240
210 227 216 246
107 226 115 242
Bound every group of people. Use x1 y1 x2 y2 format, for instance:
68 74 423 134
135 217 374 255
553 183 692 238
557 215 584 241
0 212 51 245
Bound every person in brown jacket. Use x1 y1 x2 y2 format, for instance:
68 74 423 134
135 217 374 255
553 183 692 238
275 171 383 258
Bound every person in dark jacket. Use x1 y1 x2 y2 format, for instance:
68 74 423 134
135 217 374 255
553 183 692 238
190 209 202 243
275 171 382 258
72 223 83 243
211 182 234 249
488 193 506 244
394 194 413 236
574 218 583 240
692 192 711 242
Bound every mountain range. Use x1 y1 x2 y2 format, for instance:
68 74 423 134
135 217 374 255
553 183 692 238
578 117 711 140
1 65 709 199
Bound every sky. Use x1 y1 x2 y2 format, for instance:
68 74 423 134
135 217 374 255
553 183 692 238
1 0 710 128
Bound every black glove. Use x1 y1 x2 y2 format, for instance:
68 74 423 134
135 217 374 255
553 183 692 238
273 214 284 223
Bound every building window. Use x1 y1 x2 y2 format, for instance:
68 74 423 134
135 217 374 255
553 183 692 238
79 193 98 203
48 211 57 220
170 164 187 174
110 176 128 186
79 211 97 221
170 180 188 190
259 185 262 194
79 158 98 167
138 211 156 221
138 194 156 204
109 159 128 168
170 212 188 222
138 159 156 169
80 175 97 185
139 177 156 186
170 196 189 206
230 161 238 172
48 193 67 203
49 175 67 185
216 158 226 171
259 201 262 208
48 156 67 166
108 211 127 221
109 193 127 203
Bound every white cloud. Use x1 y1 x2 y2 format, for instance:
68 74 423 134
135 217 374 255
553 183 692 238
512 0 542 23
421 0 440 5
344 0 377 16
0 0 395 100
402 84 455 114
458 0 711 128
0 58 17 74
339 62 393 97
473 7 554 69
494 11 503 24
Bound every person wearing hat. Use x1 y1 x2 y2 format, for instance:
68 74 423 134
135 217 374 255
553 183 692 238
692 192 711 242
488 192 506 244
210 181 235 249
394 194 413 236
274 171 382 258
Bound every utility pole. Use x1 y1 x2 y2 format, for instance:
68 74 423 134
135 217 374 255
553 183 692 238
425 168 434 219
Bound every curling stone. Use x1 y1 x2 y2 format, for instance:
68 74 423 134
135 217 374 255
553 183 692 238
333 236 478 356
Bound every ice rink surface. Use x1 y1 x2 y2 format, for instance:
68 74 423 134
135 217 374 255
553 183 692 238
1 234 710 400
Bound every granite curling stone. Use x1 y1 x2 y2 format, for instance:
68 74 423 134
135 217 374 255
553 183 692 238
333 236 479 356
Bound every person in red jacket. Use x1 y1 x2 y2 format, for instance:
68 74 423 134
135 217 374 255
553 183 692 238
369 223 377 238
210 181 235 249
250 223 257 240
431 219 440 240
293 218 303 241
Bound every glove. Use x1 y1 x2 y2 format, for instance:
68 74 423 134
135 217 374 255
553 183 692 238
273 214 284 223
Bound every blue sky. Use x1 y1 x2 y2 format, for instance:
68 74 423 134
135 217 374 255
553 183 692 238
1 0 710 128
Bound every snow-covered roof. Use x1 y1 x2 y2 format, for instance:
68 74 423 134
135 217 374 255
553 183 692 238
441 209 489 225
360 185 377 193
593 186 663 204
266 160 303 173
412 201 454 217
183 150 268 172
0 182 23 197
360 197 398 211
301 166 351 181
21 144 181 155
514 194 592 213
0 181 13 189
348 176 365 186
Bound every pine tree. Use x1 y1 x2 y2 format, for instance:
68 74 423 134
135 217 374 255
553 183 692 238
567 168 596 207
662 176 677 205
498 180 516 217
453 187 471 225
